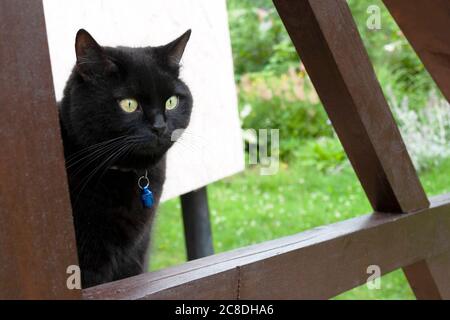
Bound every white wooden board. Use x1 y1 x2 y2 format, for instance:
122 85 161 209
43 0 244 200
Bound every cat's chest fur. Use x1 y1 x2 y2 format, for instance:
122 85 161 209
66 154 165 287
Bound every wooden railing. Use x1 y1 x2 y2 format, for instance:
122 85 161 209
83 194 450 299
0 0 449 299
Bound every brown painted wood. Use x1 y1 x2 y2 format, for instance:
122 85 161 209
383 0 450 102
272 0 429 213
0 0 80 299
83 194 450 300
403 250 450 300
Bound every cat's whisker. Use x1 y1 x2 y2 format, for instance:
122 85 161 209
71 135 145 195
172 140 198 154
66 136 128 164
73 142 132 205
90 143 140 195
172 132 207 150
170 143 201 158
66 135 127 159
173 136 204 153
173 130 207 142
97 140 139 184
67 140 127 171
67 135 144 175
67 141 131 180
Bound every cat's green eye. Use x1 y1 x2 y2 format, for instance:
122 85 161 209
118 98 139 113
165 96 179 110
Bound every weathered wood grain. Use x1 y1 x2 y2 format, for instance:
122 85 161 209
0 0 80 299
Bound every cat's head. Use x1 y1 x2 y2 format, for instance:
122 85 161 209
61 29 193 169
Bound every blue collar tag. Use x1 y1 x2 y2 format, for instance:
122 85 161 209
138 170 154 208
140 186 154 208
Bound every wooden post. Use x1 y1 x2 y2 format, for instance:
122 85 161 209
0 0 80 299
180 187 214 260
272 0 429 213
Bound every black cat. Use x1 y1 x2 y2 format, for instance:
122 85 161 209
58 29 193 288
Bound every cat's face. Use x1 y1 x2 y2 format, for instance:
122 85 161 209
63 29 193 169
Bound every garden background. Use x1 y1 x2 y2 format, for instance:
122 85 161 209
151 0 450 299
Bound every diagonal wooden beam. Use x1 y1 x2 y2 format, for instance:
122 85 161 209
0 0 80 299
272 0 429 213
383 0 450 102
403 250 450 300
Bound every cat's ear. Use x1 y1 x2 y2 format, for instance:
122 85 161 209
161 29 191 65
75 29 116 80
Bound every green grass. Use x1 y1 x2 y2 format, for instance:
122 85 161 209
149 148 450 299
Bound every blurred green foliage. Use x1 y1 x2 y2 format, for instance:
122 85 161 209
347 0 435 107
227 0 297 76
228 0 439 164
228 0 434 99
296 137 348 172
